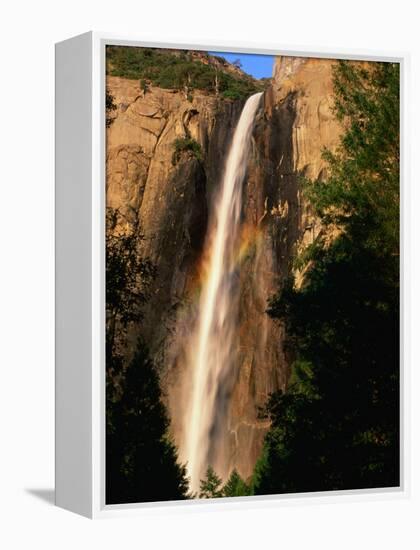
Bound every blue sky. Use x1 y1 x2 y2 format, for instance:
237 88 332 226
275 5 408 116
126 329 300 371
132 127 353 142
209 52 274 79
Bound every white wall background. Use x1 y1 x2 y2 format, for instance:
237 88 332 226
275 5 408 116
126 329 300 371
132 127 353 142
0 0 418 547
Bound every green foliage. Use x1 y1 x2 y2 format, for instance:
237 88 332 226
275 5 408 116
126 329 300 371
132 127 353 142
306 61 399 260
106 208 190 503
197 467 252 498
106 46 262 100
250 444 269 492
222 89 243 100
107 341 190 503
222 469 251 497
106 208 154 379
254 61 400 495
106 209 153 328
287 359 318 398
172 137 202 166
199 466 223 498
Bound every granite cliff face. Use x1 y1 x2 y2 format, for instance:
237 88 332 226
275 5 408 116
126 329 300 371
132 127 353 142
106 56 342 481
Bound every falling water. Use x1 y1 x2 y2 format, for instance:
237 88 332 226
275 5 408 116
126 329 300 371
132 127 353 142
182 92 263 493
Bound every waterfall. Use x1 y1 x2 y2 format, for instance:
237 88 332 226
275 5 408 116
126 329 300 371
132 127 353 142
182 92 263 493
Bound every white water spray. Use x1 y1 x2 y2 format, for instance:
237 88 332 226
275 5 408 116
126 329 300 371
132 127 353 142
182 92 263 492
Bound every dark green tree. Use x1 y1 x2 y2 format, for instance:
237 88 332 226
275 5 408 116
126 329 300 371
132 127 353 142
222 469 251 497
254 61 400 495
106 341 190 503
106 208 190 503
106 208 153 390
199 466 223 498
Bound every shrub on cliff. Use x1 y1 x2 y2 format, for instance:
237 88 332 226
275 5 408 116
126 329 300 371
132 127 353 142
106 89 117 127
172 137 202 166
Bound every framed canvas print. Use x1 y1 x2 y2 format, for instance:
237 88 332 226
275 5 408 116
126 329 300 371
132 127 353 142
55 32 407 518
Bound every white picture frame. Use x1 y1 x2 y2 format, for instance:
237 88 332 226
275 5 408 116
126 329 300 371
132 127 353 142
55 31 409 518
